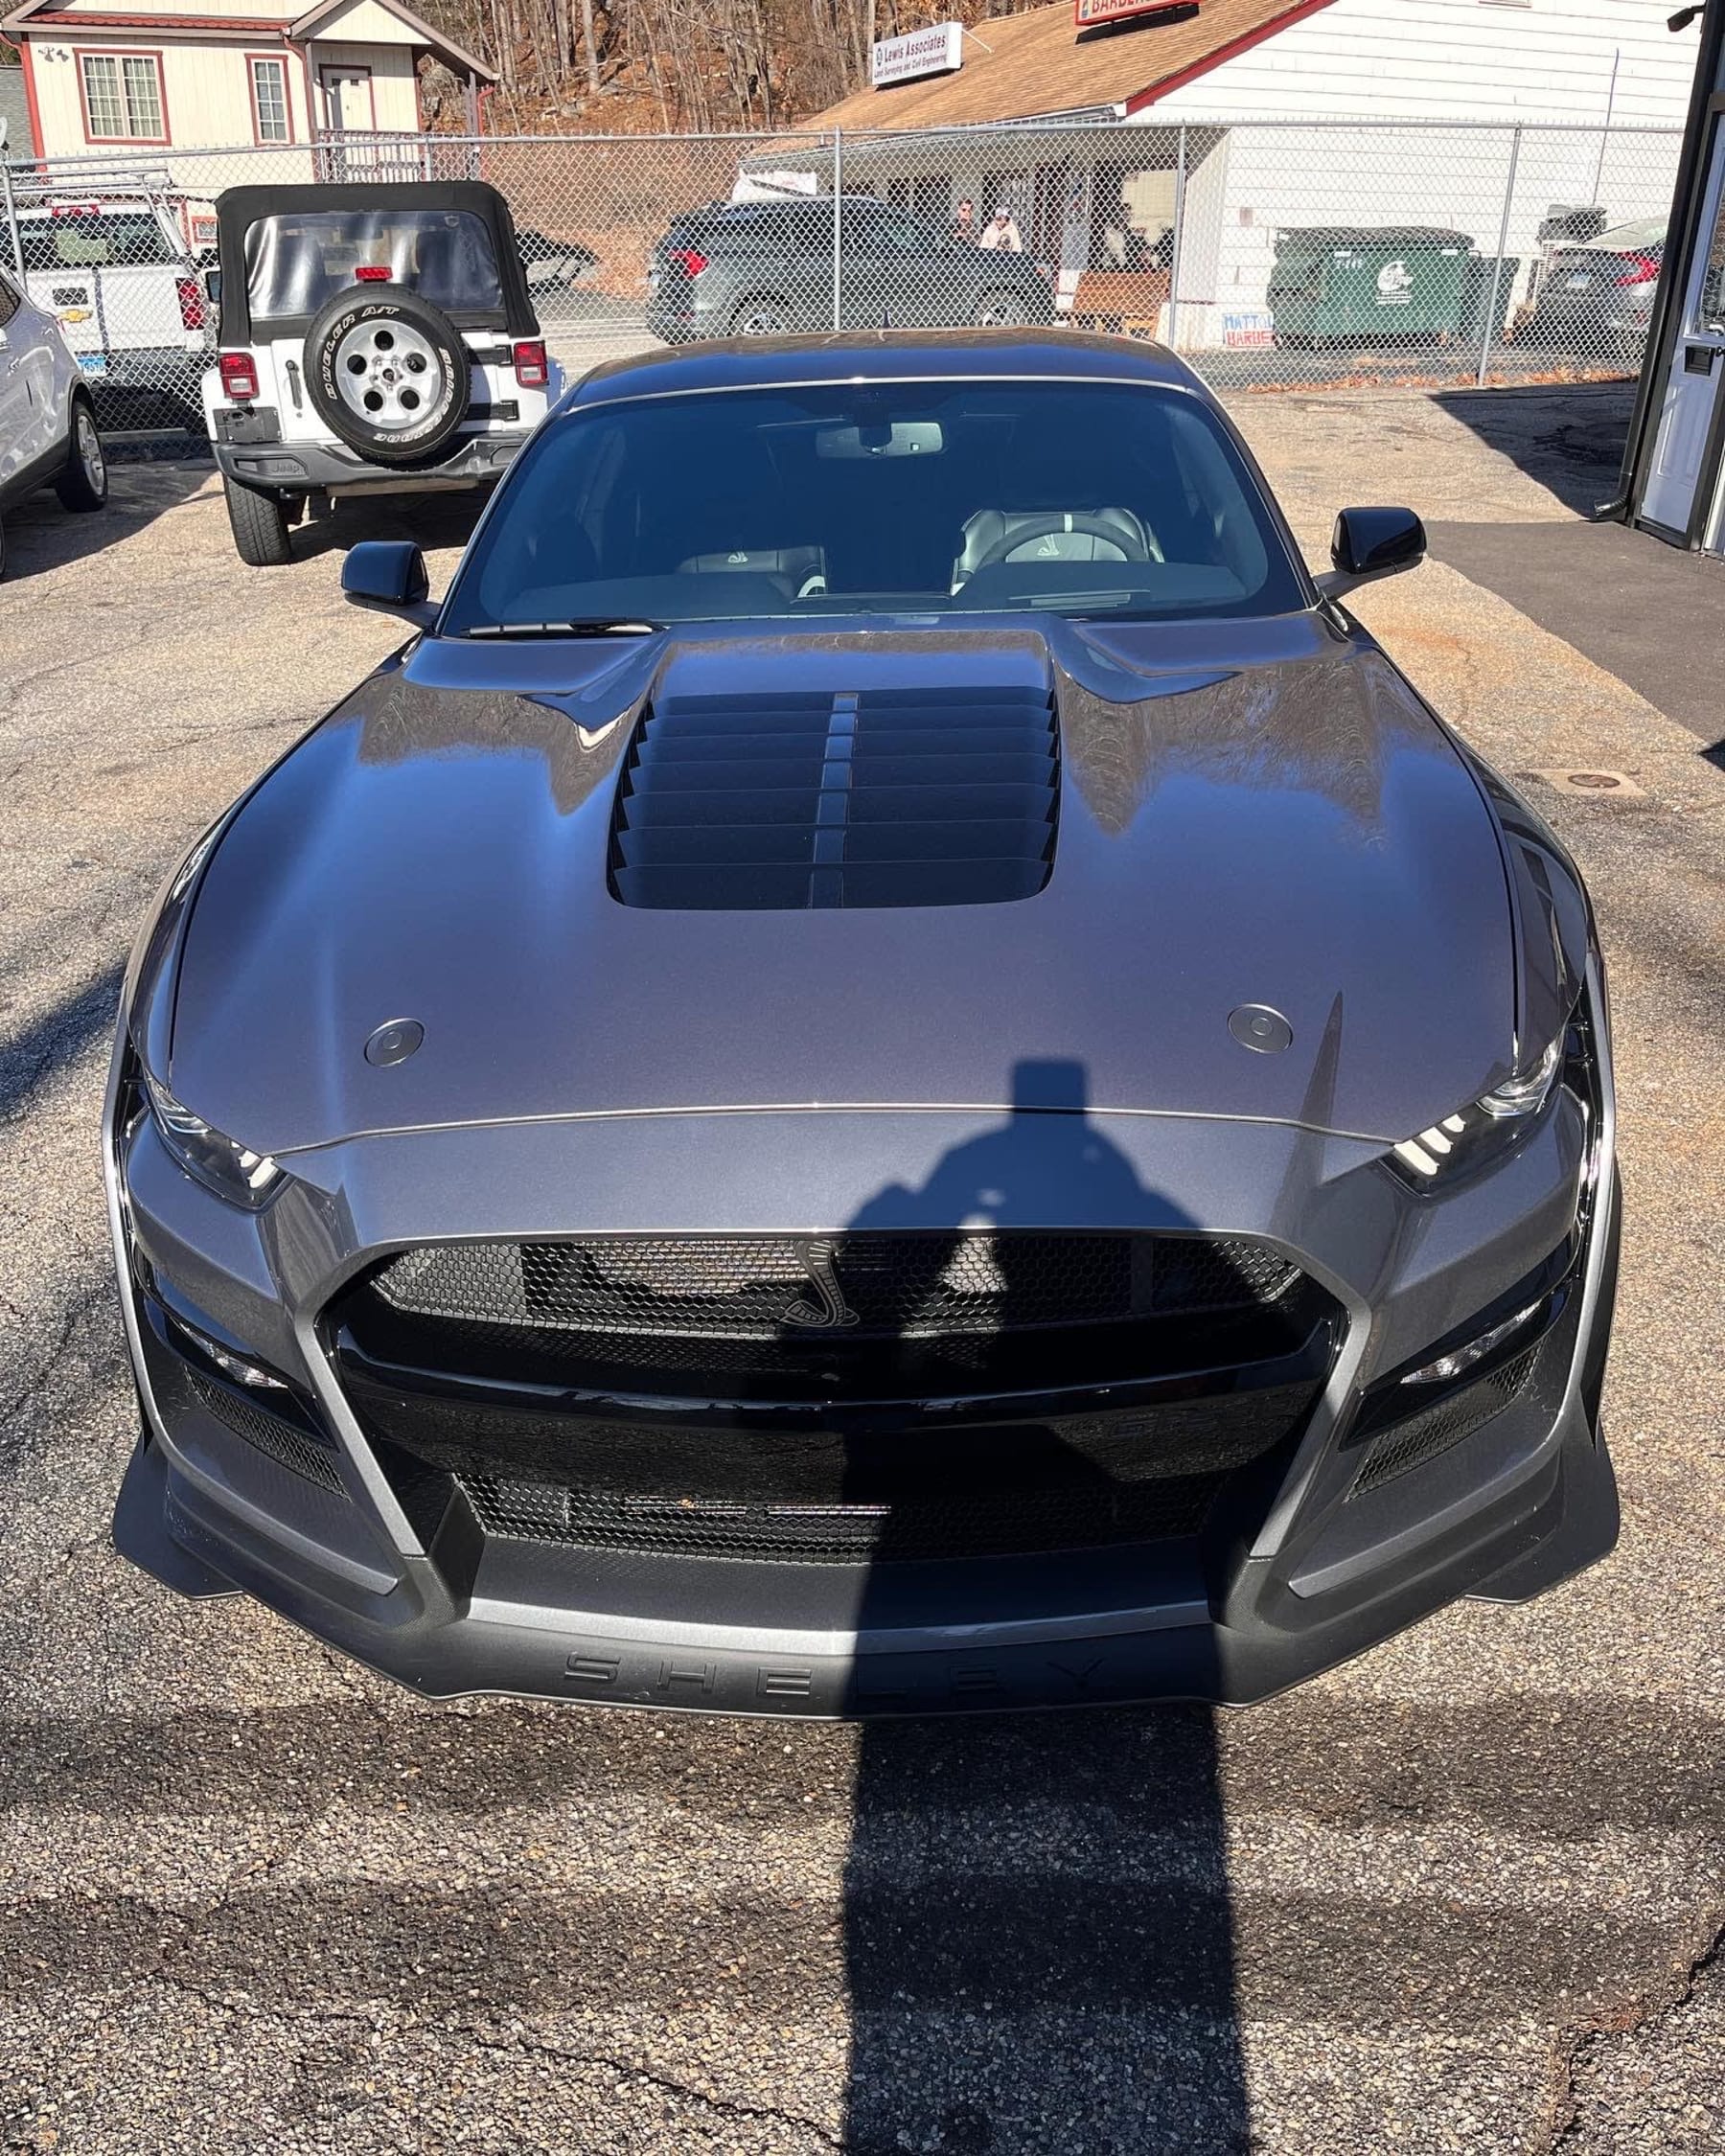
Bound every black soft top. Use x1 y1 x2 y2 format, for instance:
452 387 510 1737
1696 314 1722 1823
214 180 538 343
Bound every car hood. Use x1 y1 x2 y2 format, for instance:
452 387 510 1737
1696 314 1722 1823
168 612 1518 1158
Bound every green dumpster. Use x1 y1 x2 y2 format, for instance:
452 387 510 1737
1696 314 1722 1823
1268 227 1475 346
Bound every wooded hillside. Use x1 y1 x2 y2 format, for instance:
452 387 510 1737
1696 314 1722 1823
417 0 1041 133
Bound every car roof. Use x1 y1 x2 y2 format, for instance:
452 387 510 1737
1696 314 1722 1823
568 329 1209 406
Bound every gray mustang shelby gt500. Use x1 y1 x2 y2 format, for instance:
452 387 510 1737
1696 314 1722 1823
105 332 1620 1716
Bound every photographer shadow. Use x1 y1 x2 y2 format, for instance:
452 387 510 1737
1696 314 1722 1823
837 1061 1248 2153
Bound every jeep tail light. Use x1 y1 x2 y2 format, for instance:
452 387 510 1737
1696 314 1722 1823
175 276 205 332
218 351 259 402
1613 253 1661 287
669 248 708 278
513 338 549 390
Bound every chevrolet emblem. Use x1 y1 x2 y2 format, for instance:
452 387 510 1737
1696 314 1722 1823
58 308 92 325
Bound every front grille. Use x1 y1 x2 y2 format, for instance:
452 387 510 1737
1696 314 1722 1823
1352 1346 1538 1496
189 1371 346 1495
373 1231 1300 1342
359 1231 1308 1400
608 685 1059 910
462 1472 1222 1562
337 1230 1336 1569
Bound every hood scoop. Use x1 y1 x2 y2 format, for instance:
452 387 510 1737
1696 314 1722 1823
608 682 1059 910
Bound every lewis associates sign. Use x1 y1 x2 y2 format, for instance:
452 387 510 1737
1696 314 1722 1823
871 21 965 87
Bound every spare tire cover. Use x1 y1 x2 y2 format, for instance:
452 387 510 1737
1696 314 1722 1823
304 283 470 468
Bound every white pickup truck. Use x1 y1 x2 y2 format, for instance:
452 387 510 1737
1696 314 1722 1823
15 195 211 428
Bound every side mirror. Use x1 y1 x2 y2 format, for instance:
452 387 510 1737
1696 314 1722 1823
1316 505 1426 599
341 540 436 627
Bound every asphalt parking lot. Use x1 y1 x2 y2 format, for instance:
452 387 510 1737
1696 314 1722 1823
1 385 1722 2154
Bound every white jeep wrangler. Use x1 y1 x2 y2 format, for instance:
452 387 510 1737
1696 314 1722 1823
205 181 560 566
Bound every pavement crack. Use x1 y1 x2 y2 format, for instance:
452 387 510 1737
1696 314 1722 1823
458 2019 844 2147
1546 1904 1725 2149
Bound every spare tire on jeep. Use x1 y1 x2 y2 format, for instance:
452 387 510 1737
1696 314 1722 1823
304 283 470 468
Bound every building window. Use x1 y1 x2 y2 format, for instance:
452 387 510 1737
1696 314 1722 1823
79 52 167 142
249 55 291 142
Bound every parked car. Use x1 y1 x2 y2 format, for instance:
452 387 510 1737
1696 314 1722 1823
0 260 108 579
646 195 1056 340
16 195 211 430
1525 218 1666 360
514 225 598 306
203 180 562 566
105 331 1621 1717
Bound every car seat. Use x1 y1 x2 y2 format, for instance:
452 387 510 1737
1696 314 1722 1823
951 506 1154 588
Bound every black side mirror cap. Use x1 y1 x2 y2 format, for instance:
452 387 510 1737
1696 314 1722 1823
341 540 436 627
1316 505 1427 599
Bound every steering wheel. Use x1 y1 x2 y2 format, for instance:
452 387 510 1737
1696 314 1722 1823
970 511 1153 570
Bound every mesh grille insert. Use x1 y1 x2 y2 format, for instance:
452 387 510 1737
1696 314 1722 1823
1353 1346 1539 1496
189 1371 346 1496
373 1231 1300 1343
461 1472 1223 1563
608 685 1059 909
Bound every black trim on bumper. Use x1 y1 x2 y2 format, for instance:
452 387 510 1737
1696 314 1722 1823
213 428 532 495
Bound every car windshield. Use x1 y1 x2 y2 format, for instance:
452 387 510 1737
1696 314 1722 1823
442 379 1306 631
19 211 178 270
242 208 505 321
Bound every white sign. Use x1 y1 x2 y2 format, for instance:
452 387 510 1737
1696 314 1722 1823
871 20 963 88
1222 310 1274 349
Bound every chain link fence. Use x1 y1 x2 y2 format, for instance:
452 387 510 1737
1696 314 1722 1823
0 114 1681 444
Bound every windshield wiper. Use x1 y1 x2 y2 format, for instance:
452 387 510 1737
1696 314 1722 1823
462 618 664 639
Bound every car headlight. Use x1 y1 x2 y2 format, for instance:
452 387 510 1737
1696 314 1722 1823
145 1071 282 1206
1391 1034 1564 1186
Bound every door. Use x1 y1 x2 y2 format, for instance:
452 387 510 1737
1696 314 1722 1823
1640 118 1725 538
0 269 64 495
0 269 28 495
320 63 375 132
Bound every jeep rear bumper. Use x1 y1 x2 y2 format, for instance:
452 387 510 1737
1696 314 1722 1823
215 427 534 496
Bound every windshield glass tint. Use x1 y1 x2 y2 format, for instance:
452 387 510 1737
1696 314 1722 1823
441 381 1305 631
243 209 504 320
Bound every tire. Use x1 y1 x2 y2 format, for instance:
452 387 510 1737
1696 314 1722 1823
729 296 791 337
974 290 1031 329
55 400 109 513
304 283 469 468
224 475 294 568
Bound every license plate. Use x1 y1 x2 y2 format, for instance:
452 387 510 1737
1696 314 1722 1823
1566 273 1593 290
76 352 109 378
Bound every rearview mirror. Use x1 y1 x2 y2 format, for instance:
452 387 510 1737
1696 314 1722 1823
1317 506 1426 600
342 540 436 627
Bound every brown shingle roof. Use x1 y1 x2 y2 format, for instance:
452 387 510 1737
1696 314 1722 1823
810 0 1332 131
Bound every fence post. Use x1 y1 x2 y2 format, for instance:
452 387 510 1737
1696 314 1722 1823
1167 124 1187 352
1477 123 1522 387
832 126 843 331
0 158 23 286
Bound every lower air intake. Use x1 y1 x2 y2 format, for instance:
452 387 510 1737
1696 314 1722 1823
1353 1346 1539 1496
461 1472 1224 1563
189 1371 346 1495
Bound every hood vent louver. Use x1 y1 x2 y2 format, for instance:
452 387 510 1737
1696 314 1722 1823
608 684 1059 910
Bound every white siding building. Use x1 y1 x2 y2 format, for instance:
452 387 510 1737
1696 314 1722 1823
807 0 1698 346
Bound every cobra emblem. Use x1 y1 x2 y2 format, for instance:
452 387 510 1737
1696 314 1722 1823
781 1238 860 1330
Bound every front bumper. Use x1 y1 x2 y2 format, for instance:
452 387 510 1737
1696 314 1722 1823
104 980 1622 1717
